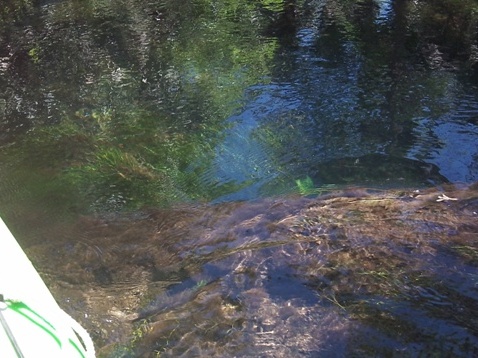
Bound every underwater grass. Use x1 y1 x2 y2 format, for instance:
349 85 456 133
26 183 478 356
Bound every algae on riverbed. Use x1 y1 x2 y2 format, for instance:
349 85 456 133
27 183 478 357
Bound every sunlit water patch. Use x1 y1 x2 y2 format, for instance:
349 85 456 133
409 89 478 182
374 0 394 26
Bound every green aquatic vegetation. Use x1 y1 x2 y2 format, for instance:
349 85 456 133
451 245 478 265
28 47 40 63
90 148 158 181
131 319 153 346
195 280 208 289
295 176 337 196
295 176 315 195
0 0 282 213
101 319 154 358
1 106 222 211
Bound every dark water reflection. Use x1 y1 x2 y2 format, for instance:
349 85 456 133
1 0 478 211
0 0 478 356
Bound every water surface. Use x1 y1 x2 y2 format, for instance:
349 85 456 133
0 0 478 356
1 0 477 217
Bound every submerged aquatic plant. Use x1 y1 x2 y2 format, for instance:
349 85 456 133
29 183 478 356
296 176 315 195
295 176 337 196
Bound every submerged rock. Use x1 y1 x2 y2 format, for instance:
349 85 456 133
28 183 478 357
309 154 450 187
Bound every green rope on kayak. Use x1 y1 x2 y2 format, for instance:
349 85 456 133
4 298 62 348
0 294 94 357
0 294 24 358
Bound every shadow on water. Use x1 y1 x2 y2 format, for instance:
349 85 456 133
26 183 478 357
309 153 449 187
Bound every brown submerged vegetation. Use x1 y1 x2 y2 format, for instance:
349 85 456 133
28 183 478 357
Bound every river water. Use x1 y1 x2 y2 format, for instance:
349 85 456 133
1 0 478 356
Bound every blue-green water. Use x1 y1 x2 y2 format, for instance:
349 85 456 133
1 0 478 356
1 0 477 218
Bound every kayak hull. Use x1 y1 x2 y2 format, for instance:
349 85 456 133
0 217 95 357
